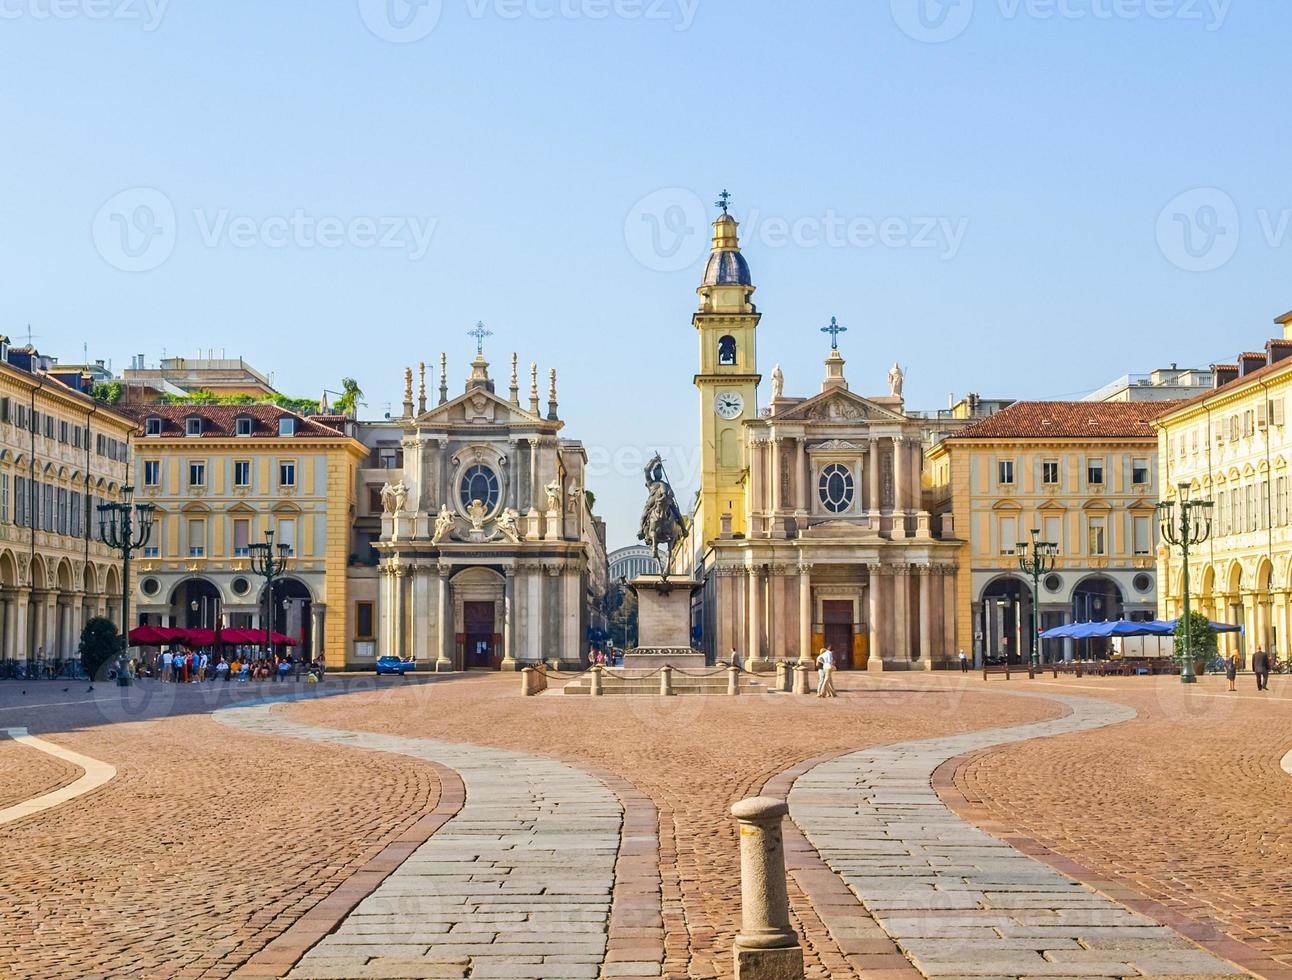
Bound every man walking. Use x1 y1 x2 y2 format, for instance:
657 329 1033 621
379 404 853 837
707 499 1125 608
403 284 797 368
815 644 836 698
958 649 969 673
1253 647 1271 691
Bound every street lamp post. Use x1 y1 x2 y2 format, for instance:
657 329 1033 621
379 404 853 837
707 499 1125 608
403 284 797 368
1018 528 1058 671
1159 482 1213 685
248 530 291 660
97 485 156 686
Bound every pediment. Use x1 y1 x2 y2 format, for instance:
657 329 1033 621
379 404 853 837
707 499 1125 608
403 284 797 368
777 388 907 424
415 387 547 428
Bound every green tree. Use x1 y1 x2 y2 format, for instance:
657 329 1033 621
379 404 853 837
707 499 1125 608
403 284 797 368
91 381 123 404
334 377 364 416
80 616 122 681
1174 610 1218 673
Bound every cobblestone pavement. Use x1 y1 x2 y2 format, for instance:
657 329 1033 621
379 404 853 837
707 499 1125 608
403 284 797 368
0 681 444 980
216 701 624 980
0 734 79 809
285 672 1063 979
955 674 1292 975
790 690 1247 979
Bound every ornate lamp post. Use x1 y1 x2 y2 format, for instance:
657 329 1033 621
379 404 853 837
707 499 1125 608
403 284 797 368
1017 528 1058 671
97 485 156 686
1159 482 1213 685
248 530 291 658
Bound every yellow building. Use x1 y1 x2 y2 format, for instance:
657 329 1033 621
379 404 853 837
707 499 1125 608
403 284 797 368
1153 315 1292 664
928 401 1168 664
0 341 137 663
124 405 367 664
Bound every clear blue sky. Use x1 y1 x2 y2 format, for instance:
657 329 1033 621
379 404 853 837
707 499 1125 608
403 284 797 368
2 0 1288 548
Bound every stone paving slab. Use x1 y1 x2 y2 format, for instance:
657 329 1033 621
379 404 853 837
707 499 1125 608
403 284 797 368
788 693 1249 979
217 702 623 980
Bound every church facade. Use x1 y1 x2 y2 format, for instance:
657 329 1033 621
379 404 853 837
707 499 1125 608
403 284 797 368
677 207 961 670
368 346 607 671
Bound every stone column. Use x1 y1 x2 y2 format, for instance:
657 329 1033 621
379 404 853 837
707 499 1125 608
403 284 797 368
731 797 803 979
312 603 326 664
409 567 429 665
563 568 581 667
436 565 454 671
69 600 84 659
43 596 57 658
1 596 12 661
391 566 406 660
796 439 809 516
501 569 517 670
717 568 736 660
747 566 766 671
377 566 392 659
528 565 544 661
797 562 812 664
894 566 910 662
867 437 881 525
748 440 764 538
942 566 957 658
867 565 883 672
13 592 29 662
919 566 933 668
770 437 783 516
893 438 908 537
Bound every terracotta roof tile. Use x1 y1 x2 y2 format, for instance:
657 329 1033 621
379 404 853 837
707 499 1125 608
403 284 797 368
947 401 1176 441
120 404 347 439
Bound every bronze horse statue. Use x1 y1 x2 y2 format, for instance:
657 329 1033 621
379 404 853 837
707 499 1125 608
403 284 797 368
638 454 687 576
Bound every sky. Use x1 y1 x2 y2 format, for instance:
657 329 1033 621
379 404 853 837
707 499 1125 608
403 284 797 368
2 0 1289 549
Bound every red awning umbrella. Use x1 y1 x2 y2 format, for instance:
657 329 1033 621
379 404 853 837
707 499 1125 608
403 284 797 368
128 625 168 646
219 628 263 645
270 632 298 647
185 628 218 647
155 627 190 644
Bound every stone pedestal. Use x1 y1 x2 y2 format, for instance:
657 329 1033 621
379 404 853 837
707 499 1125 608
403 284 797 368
625 575 704 669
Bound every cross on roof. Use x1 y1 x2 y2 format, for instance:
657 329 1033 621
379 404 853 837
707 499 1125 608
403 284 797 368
468 321 493 355
715 189 732 214
821 316 847 350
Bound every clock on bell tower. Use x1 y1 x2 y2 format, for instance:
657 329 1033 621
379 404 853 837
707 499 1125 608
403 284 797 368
694 192 760 545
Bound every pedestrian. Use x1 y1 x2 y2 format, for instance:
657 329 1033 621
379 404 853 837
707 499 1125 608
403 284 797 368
1226 654 1237 692
162 649 173 683
198 652 209 682
958 649 969 673
730 647 741 671
815 644 836 698
1253 647 1271 691
316 651 326 682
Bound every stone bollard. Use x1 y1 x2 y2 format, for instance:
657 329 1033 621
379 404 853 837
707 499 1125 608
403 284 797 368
730 797 804 980
1028 665 1035 680
792 664 810 696
660 665 674 697
774 661 787 692
590 666 603 697
728 665 740 696
521 667 534 697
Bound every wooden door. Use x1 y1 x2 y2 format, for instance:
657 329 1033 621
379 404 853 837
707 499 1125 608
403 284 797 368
464 601 496 670
823 600 854 671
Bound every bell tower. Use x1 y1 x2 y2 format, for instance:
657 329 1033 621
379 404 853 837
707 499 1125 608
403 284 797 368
694 192 761 545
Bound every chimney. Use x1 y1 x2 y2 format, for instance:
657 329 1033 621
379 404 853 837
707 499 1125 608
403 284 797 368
1213 363 1239 388
1239 352 1265 376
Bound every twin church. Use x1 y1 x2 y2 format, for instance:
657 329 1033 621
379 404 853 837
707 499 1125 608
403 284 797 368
372 201 959 671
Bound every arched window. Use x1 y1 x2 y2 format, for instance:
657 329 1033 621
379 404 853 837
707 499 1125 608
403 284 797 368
818 464 854 514
459 464 501 512
718 335 737 366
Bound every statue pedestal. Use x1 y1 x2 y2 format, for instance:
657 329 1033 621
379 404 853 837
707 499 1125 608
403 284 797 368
626 575 704 669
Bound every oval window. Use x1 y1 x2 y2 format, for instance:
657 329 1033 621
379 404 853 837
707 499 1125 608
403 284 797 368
459 464 501 513
818 463 854 514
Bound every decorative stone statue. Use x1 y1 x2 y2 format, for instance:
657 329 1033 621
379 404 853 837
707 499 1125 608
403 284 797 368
888 362 905 400
495 507 522 543
771 364 784 400
380 480 408 516
638 453 687 576
544 479 562 513
432 504 456 544
467 499 487 531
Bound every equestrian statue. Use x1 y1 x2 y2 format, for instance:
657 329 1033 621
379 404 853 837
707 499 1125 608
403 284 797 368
638 453 687 577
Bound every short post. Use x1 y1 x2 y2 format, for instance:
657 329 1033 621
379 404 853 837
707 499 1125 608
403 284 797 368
982 665 988 681
1004 663 1011 680
1027 665 1035 680
521 667 534 697
774 661 787 692
792 664 810 695
1052 663 1059 679
1076 662 1083 678
730 797 804 980
660 665 673 697
728 665 740 696
590 665 603 697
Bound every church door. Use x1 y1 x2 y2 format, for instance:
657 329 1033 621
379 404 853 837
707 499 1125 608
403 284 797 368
823 600 854 671
464 601 497 670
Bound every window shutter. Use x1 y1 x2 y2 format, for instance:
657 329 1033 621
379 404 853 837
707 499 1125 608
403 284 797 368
1258 401 1268 428
1273 399 1286 427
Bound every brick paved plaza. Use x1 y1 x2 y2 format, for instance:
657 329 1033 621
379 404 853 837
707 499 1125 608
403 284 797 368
0 670 1288 979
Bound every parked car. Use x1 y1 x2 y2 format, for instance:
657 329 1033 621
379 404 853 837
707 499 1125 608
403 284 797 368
375 656 416 676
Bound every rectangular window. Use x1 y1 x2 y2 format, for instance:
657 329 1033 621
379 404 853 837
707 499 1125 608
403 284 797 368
1042 459 1060 485
189 461 206 487
1215 491 1226 535
234 460 251 487
235 416 253 437
1 473 8 524
1247 485 1257 532
1132 458 1149 485
279 460 296 487
44 415 53 439
186 417 203 436
43 484 53 532
356 601 375 639
1231 492 1240 536
70 491 81 538
1133 515 1151 556
143 460 161 487
277 518 297 555
1087 517 1107 556
56 488 67 535
143 546 159 558
997 459 1015 486
58 420 68 443
14 476 25 527
1087 459 1105 486
187 519 206 557
998 516 1017 556
1260 480 1270 530
278 417 296 437
233 518 250 557
378 449 399 469
1043 515 1062 548
368 485 383 513
145 417 162 436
